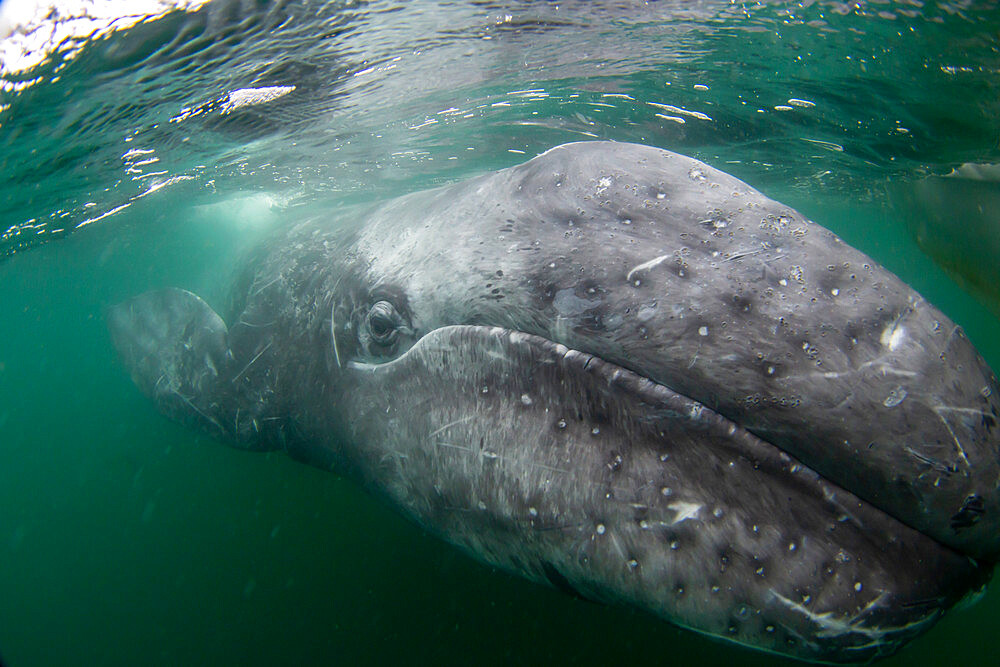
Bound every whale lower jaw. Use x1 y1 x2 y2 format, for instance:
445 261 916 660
339 325 988 664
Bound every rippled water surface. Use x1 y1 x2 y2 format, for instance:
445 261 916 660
1 1 999 665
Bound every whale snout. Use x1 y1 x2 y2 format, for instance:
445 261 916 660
379 140 1000 561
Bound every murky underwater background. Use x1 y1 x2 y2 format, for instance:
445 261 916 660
1 0 999 664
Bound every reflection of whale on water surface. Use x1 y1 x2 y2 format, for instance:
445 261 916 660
108 142 999 663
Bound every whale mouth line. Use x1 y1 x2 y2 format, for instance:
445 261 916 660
345 323 944 547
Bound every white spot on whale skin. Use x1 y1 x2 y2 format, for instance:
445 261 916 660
626 255 671 282
883 386 908 408
553 288 601 317
880 322 906 351
637 303 658 322
668 501 701 524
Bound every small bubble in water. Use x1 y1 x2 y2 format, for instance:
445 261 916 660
591 426 600 435
596 523 606 535
556 418 567 429
520 393 533 405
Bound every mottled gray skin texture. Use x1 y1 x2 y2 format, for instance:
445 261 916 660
108 142 999 663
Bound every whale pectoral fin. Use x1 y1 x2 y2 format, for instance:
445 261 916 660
107 288 254 447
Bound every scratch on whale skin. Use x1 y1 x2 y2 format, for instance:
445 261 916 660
626 255 671 282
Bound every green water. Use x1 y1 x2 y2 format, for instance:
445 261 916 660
1 1 999 665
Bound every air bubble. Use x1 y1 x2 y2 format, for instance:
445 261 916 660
660 487 672 496
520 393 533 406
698 326 709 336
591 426 600 435
596 523 606 535
627 559 639 570
528 507 538 517
556 418 567 429
854 582 863 592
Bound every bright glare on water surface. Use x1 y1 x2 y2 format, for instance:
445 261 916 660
0 1 999 665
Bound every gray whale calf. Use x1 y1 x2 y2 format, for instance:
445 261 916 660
109 142 999 663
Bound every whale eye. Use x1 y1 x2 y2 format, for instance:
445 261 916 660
367 300 399 344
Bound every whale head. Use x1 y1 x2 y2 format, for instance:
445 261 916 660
109 142 999 663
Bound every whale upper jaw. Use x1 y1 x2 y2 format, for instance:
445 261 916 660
336 324 989 664
342 140 1000 561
